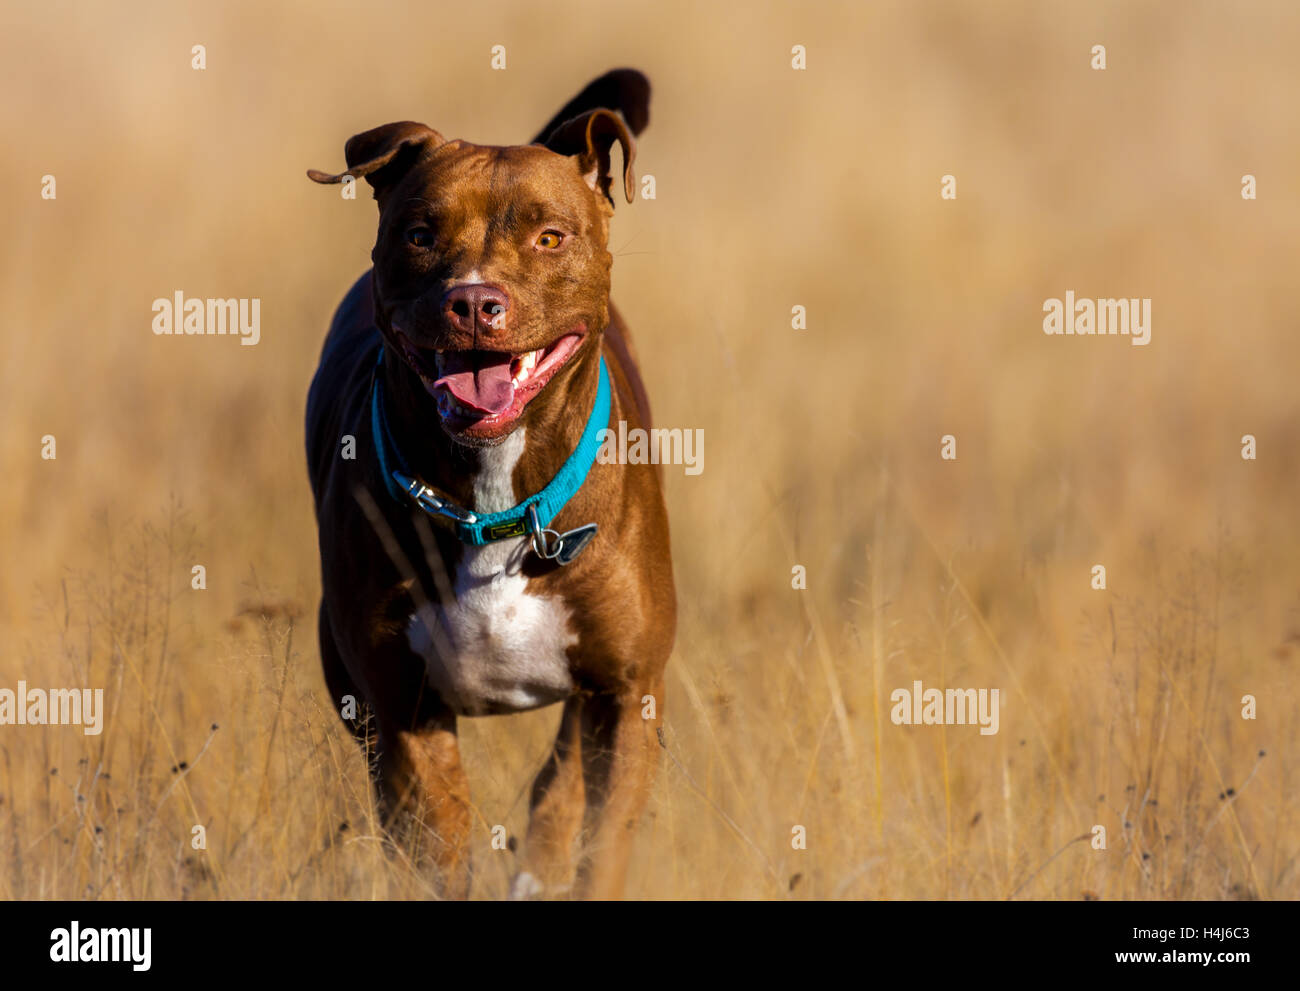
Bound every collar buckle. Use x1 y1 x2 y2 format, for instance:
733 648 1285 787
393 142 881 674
393 471 479 525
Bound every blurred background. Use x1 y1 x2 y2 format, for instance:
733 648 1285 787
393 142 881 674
1 0 1297 899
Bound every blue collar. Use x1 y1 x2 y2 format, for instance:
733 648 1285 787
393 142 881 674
370 347 610 546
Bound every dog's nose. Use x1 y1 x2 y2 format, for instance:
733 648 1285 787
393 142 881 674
442 284 511 335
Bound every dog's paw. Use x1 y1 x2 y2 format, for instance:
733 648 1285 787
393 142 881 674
507 871 545 901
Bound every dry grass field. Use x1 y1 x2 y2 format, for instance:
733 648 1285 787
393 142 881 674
2 0 1298 900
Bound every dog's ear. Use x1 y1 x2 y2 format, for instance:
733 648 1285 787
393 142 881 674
307 122 445 203
543 109 636 207
531 68 650 145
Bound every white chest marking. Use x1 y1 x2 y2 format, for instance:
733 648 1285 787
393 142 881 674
406 428 577 714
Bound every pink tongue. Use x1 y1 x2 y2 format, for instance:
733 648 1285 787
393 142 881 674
432 351 516 415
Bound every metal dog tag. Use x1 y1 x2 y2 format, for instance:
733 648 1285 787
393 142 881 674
552 523 598 565
526 505 598 566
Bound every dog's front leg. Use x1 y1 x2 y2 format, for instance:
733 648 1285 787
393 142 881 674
514 696 587 899
378 712 473 899
573 678 664 899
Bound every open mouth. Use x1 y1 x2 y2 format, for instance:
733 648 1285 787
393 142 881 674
393 329 585 440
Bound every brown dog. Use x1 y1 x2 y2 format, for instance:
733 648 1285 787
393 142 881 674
304 69 675 899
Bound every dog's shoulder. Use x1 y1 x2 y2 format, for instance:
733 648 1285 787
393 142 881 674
305 269 380 508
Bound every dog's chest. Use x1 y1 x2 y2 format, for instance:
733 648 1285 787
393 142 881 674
405 430 577 715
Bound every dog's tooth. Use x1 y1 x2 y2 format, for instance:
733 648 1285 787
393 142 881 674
511 350 535 386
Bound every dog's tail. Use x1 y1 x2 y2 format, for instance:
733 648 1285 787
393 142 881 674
531 68 650 145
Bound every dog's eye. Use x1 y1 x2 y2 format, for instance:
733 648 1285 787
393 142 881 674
407 227 434 248
535 230 565 250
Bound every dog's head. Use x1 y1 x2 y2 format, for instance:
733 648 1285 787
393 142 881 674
309 72 647 446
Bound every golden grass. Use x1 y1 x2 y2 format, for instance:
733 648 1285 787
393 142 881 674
1 0 1297 899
